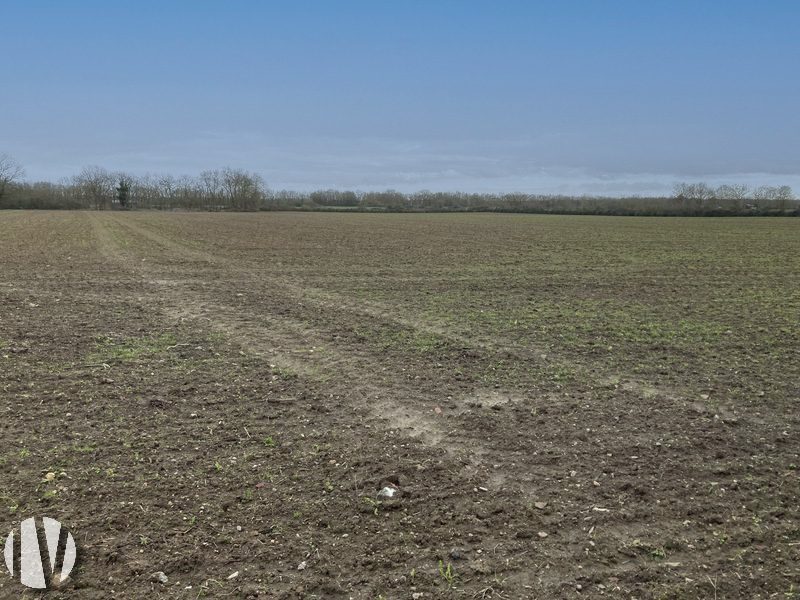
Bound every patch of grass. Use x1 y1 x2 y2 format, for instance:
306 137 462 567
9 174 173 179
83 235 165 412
72 444 97 454
362 496 381 515
42 360 73 374
651 546 667 559
272 365 298 379
206 331 227 343
88 332 178 363
377 329 448 354
1 493 19 514
438 559 456 587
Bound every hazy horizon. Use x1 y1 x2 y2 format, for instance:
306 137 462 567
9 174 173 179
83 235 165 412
3 1 798 196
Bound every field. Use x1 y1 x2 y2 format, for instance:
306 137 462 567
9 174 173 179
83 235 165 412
1 211 798 599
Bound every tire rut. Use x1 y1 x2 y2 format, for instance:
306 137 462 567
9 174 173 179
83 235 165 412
89 212 528 493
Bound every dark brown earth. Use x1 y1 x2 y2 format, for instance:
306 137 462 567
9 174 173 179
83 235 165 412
1 211 798 599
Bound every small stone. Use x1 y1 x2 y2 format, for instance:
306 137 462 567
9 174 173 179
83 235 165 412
378 486 396 499
449 548 465 560
534 501 548 510
537 531 549 538
227 571 239 580
151 571 168 584
297 561 307 571
515 530 534 539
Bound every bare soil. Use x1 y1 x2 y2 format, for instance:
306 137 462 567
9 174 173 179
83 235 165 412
0 211 798 599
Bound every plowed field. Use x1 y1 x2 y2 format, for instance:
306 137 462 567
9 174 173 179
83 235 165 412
1 211 798 599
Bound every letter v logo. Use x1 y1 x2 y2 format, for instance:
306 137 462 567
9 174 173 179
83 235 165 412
4 517 77 589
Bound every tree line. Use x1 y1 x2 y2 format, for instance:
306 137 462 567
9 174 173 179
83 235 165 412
0 162 267 211
0 153 797 216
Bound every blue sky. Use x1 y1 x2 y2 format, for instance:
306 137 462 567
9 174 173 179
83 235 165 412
2 1 799 195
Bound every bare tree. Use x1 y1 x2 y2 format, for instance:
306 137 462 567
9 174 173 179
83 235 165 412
693 182 715 201
0 153 25 200
199 170 223 209
714 183 750 210
775 185 794 211
155 174 176 208
72 165 114 209
672 181 715 213
753 185 778 201
673 182 715 201
715 184 750 201
775 185 793 201
220 167 266 210
176 174 200 208
672 182 691 199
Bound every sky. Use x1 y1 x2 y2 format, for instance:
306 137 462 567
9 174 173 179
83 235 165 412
2 1 799 196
